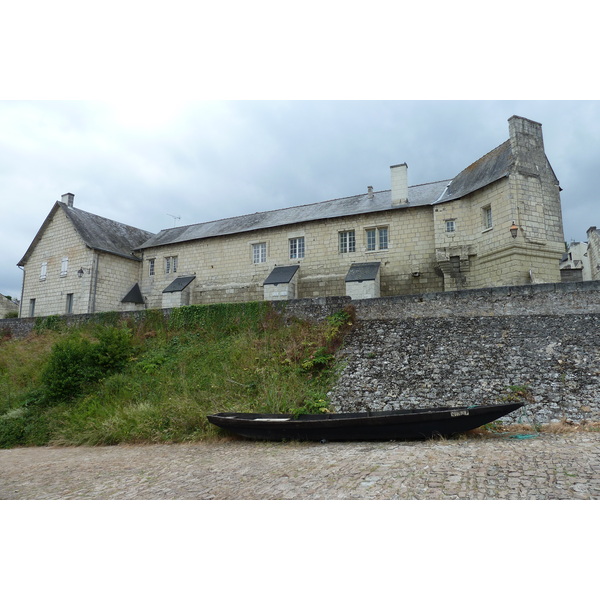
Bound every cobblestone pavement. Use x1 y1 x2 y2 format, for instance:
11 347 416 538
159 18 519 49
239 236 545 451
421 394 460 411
1 432 599 500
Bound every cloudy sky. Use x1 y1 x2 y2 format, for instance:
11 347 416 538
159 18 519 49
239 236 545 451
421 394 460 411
2 99 598 300
1 2 598 302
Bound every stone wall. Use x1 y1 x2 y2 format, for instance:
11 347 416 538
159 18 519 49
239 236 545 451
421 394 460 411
588 226 600 280
3 281 599 425
328 313 600 425
326 281 600 424
139 206 441 308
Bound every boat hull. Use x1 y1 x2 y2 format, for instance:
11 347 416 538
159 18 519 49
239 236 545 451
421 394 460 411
207 402 524 442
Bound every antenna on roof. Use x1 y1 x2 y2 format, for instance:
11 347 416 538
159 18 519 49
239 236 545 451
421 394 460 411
167 214 181 227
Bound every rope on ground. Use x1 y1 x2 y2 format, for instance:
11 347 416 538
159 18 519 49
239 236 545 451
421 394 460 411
498 403 540 440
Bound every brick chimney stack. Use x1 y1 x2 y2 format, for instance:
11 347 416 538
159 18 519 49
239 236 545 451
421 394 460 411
61 192 75 207
390 163 408 206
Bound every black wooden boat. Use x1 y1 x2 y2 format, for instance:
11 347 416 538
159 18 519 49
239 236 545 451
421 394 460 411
207 402 524 442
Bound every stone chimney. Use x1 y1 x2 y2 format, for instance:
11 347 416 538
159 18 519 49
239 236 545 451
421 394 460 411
508 116 547 178
367 185 374 199
390 163 408 206
61 192 75 207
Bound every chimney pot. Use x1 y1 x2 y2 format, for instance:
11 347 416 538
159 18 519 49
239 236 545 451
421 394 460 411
367 186 374 198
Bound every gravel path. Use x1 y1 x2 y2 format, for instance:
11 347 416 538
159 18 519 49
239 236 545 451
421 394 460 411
2 432 599 500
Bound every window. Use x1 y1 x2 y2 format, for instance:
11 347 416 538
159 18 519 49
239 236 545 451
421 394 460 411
379 227 388 250
66 293 74 314
149 258 155 277
366 229 376 251
29 299 36 317
366 227 388 251
253 242 267 264
165 256 178 274
40 262 47 281
339 230 356 253
445 220 456 233
60 257 69 277
289 237 305 259
482 206 493 230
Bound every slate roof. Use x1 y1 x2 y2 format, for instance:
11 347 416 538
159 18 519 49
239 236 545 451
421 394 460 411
264 265 300 285
18 202 155 266
121 283 145 304
136 134 519 252
162 275 196 293
62 204 154 260
345 262 381 282
136 180 452 251
434 141 513 204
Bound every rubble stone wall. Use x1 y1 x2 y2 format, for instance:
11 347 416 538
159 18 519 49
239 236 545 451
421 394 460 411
2 281 599 425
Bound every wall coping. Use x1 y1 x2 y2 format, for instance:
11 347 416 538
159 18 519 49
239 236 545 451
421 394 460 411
2 280 600 339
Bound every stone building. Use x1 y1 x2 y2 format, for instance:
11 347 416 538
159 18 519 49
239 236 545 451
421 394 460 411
587 226 600 280
0 293 19 318
560 241 591 283
17 194 153 318
17 115 567 317
137 115 565 308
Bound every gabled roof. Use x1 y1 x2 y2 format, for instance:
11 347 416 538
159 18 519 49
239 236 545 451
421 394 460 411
136 133 529 253
137 179 451 251
18 202 155 266
121 283 145 304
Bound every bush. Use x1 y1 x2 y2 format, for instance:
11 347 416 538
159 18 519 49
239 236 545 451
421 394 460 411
41 327 134 403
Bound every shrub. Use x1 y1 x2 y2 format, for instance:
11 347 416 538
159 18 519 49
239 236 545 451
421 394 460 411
41 327 134 403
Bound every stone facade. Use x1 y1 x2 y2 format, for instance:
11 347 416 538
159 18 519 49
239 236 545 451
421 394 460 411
17 196 151 318
137 115 565 308
588 227 600 280
16 116 568 317
19 208 95 317
0 294 19 318
560 241 591 282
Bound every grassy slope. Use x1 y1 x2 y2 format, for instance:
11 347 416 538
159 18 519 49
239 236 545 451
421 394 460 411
0 303 354 448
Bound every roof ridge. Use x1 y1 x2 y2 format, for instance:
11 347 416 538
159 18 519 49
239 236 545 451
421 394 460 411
156 179 449 234
63 204 154 235
459 139 511 172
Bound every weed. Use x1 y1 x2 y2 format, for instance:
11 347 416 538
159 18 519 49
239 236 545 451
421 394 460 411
0 303 355 447
34 315 63 333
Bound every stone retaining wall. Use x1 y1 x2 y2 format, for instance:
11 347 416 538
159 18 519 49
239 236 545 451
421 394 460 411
327 313 600 425
2 281 599 424
323 281 600 424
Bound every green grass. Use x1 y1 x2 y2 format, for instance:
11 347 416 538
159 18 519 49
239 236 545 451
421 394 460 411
0 303 354 447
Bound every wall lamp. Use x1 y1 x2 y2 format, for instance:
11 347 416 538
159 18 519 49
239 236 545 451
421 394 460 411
77 268 85 278
510 221 519 239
